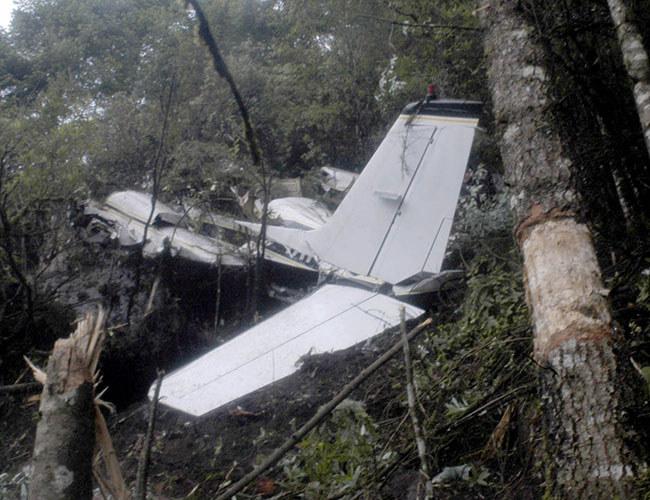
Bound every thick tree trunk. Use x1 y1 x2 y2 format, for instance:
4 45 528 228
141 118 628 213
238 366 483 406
480 2 638 497
29 327 98 499
606 0 650 157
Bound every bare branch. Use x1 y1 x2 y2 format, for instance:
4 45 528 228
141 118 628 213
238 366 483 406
356 13 481 32
183 0 270 312
136 370 165 500
400 308 431 499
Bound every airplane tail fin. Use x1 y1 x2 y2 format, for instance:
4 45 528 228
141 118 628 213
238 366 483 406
306 99 481 285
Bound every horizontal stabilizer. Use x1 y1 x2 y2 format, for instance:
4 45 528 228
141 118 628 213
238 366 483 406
152 284 424 416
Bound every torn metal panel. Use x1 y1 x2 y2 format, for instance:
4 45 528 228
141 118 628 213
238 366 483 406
320 166 359 192
267 197 331 230
103 191 188 228
85 191 245 267
145 226 244 266
153 284 424 416
392 269 465 297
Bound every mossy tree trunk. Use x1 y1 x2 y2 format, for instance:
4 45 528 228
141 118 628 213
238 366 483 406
479 1 639 497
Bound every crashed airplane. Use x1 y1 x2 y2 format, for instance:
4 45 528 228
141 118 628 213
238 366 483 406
85 98 481 416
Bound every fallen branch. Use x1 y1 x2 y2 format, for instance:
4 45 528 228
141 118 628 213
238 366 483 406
0 382 41 394
400 308 431 500
446 384 533 430
136 369 165 500
215 317 433 500
356 13 481 32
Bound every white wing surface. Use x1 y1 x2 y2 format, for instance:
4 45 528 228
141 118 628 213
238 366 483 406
87 191 245 266
153 284 423 416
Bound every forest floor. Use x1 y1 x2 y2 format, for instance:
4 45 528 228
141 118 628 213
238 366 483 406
1 321 447 499
0 236 542 499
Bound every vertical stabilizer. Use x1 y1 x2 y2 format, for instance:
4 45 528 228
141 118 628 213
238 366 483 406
307 100 481 284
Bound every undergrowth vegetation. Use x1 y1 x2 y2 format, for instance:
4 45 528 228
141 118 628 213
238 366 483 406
274 240 540 499
417 250 538 495
279 399 391 499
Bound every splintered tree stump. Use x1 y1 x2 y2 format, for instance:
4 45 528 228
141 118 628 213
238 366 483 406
29 335 96 500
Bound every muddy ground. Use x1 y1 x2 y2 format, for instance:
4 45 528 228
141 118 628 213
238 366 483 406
1 320 436 499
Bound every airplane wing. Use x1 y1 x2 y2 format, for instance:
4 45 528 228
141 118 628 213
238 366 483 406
152 284 423 416
146 98 480 417
86 191 245 267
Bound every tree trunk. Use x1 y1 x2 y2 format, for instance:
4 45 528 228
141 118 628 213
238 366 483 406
479 2 638 497
29 330 97 499
606 0 650 157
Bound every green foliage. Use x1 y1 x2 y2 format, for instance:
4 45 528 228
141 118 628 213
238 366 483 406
1 0 490 212
279 399 393 499
378 0 486 102
459 254 528 335
279 245 536 497
421 248 530 408
411 245 536 492
635 466 650 500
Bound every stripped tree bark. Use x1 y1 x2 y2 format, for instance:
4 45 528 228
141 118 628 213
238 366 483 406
479 2 639 497
606 0 650 157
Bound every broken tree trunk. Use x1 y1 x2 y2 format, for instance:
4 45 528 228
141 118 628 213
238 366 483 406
606 0 650 157
480 1 639 497
29 311 105 500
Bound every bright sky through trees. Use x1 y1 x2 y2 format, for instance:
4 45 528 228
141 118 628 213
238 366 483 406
0 0 15 29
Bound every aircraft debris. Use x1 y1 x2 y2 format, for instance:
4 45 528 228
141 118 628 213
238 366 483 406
154 98 480 415
155 284 424 417
85 191 245 266
319 165 359 192
83 97 481 416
